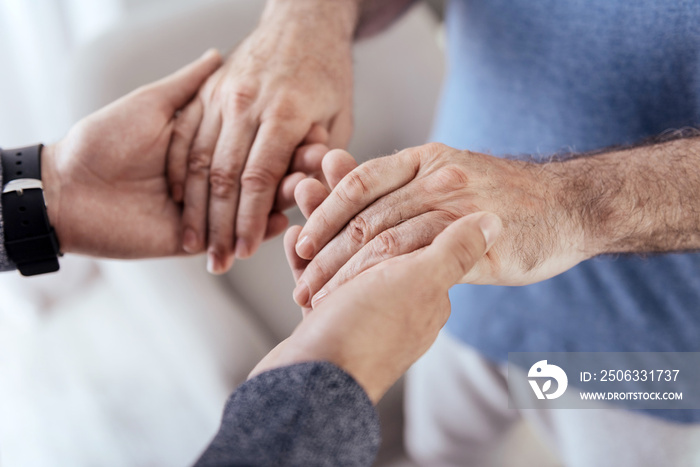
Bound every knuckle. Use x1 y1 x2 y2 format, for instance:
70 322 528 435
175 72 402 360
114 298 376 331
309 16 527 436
412 142 452 167
423 142 450 155
188 150 212 173
374 229 401 258
427 165 470 194
266 95 301 122
339 170 371 206
224 84 258 112
346 214 372 247
438 164 470 186
209 166 240 199
241 165 279 194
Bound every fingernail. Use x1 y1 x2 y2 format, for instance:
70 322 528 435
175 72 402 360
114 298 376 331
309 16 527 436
183 228 199 253
293 281 310 308
311 289 328 309
171 184 183 203
478 213 503 250
207 248 222 275
296 235 315 259
235 238 250 259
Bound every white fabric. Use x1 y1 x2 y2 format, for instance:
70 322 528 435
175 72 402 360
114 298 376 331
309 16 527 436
405 332 700 467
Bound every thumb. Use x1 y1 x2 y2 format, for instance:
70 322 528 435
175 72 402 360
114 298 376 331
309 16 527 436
418 212 502 289
154 49 222 112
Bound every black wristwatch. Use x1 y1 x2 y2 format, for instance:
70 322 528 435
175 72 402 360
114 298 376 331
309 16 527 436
1 145 61 276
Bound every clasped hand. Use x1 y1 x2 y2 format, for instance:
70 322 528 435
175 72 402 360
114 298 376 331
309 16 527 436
290 143 590 310
40 51 505 404
166 2 354 274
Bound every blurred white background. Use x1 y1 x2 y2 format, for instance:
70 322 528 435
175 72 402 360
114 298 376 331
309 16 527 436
0 1 445 465
0 0 180 146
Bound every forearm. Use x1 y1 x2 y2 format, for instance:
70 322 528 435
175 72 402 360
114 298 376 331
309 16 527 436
551 131 700 257
263 0 415 41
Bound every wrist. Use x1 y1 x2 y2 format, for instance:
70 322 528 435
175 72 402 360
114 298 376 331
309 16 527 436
535 160 594 260
262 0 360 43
41 142 68 253
545 157 613 259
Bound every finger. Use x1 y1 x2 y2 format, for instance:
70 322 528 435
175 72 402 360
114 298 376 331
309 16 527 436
182 109 222 254
321 149 358 190
284 225 308 284
264 212 290 240
206 115 258 274
295 175 434 306
295 149 420 260
235 118 310 259
154 49 223 112
274 172 307 212
309 211 456 308
286 144 356 193
289 144 329 176
303 124 330 145
355 247 424 279
328 109 353 149
167 98 203 202
273 141 330 214
416 212 502 289
295 178 330 219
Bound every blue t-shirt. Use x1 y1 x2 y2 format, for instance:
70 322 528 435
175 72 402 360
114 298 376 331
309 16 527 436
436 0 700 422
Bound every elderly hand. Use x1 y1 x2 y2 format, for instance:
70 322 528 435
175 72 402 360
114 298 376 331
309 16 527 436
252 207 502 403
292 143 590 309
40 51 226 258
168 0 357 275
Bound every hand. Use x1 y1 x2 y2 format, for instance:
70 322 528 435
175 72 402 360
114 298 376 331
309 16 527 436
291 143 589 309
169 0 358 274
40 50 223 258
251 209 502 404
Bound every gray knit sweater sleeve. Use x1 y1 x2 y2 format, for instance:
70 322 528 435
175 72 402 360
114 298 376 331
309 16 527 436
195 361 381 467
0 159 17 271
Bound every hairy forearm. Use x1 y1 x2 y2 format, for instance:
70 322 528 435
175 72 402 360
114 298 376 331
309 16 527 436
549 130 700 257
263 0 415 40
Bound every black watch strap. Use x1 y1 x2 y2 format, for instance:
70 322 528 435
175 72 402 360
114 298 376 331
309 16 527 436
1 145 61 276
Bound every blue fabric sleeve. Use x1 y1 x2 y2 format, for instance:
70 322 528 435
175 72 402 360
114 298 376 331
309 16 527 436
0 157 17 272
194 361 381 467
